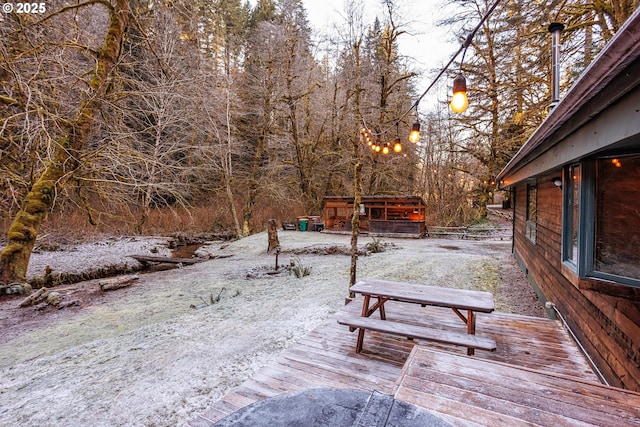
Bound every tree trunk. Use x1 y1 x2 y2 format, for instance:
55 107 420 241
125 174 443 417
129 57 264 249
349 38 363 297
0 0 130 288
223 82 242 239
349 159 363 294
242 154 260 237
243 130 268 237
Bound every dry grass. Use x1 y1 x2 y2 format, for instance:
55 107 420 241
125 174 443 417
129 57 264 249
0 197 309 244
1 191 481 244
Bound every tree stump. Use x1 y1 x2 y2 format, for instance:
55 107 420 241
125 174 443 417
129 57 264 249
267 219 280 253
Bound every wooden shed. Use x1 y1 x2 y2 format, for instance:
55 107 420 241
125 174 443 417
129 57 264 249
496 10 640 392
323 196 427 238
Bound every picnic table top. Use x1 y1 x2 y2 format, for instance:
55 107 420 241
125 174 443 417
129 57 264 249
350 279 495 313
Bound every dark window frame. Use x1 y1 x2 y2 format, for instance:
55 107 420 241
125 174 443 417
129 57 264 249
562 156 640 288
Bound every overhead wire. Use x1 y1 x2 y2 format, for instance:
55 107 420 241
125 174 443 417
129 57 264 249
361 0 502 137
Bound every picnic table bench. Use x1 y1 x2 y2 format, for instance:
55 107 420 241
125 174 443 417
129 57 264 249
338 279 496 355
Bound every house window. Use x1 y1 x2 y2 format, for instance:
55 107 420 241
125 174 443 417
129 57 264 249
593 155 640 283
525 183 537 244
562 155 640 287
564 164 581 267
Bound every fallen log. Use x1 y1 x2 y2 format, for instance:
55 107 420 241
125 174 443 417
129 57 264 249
99 275 139 291
20 287 48 307
58 299 79 309
130 255 206 265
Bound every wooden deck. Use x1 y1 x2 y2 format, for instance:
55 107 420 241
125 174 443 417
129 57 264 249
396 346 640 426
190 297 639 426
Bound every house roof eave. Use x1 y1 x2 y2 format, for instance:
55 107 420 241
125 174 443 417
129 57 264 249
497 8 640 186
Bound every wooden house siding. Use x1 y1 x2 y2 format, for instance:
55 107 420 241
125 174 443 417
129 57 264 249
498 10 640 393
513 176 640 391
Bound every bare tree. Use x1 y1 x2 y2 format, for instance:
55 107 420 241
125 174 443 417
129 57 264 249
238 20 285 236
53 3 216 235
0 0 131 291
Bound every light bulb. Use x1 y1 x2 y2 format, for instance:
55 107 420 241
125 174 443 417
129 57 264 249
450 73 469 113
408 120 420 143
450 92 469 113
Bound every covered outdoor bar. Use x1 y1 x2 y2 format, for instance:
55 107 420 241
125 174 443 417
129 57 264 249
323 195 427 238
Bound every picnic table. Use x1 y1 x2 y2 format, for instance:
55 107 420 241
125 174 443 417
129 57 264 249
338 279 496 355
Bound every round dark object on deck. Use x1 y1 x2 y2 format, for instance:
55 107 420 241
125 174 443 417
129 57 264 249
212 388 450 427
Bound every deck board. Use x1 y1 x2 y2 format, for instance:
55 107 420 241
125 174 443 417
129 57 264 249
395 347 640 426
191 297 618 426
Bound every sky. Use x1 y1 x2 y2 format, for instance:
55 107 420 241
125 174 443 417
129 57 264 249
250 0 461 107
309 0 459 103
303 0 455 63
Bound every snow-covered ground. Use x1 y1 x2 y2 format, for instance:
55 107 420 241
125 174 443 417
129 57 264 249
23 236 174 283
0 230 544 426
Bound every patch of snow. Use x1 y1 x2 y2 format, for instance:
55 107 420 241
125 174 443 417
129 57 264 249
0 230 543 426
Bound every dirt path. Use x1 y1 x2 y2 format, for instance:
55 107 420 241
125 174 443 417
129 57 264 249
0 230 544 427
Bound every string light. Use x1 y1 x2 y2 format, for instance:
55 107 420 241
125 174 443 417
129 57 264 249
382 141 390 155
393 137 402 152
450 73 469 113
409 115 421 144
357 0 501 151
393 122 403 152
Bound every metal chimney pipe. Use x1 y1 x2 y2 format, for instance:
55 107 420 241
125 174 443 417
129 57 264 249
548 22 565 111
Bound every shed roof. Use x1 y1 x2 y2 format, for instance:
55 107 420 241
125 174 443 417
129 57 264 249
324 195 426 205
497 8 640 185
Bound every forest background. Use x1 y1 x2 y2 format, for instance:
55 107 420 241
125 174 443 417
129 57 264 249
1 0 638 286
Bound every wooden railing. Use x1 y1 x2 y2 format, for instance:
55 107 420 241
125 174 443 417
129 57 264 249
425 226 510 239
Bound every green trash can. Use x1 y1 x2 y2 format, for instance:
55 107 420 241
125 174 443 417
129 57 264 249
298 218 309 231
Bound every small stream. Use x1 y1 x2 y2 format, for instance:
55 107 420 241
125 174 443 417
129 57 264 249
142 243 204 274
171 243 203 259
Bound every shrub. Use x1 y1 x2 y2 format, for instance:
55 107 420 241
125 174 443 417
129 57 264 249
365 237 387 253
289 257 311 278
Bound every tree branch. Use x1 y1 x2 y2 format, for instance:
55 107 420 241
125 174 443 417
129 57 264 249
0 95 18 105
30 0 114 28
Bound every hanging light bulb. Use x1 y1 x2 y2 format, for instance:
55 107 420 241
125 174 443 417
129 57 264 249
408 119 421 143
382 142 390 155
393 136 402 153
450 73 469 113
392 121 402 152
